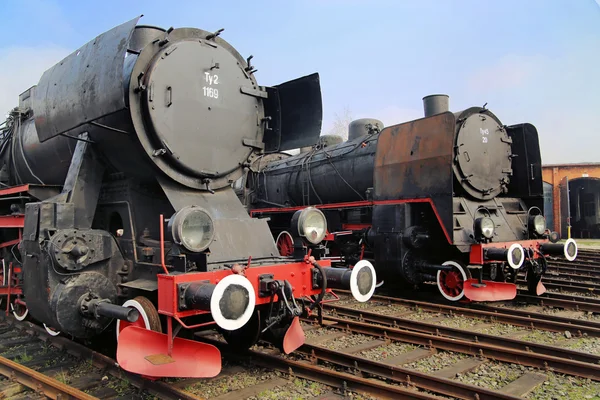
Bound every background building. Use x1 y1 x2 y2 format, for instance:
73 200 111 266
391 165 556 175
542 163 600 239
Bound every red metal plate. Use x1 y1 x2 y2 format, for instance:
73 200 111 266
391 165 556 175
116 326 221 378
463 279 517 302
282 316 305 354
0 215 24 228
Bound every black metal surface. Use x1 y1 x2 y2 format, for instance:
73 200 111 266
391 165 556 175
95 301 139 322
324 267 352 290
263 73 323 152
32 16 141 141
559 176 571 238
347 118 383 141
180 282 214 311
52 272 119 337
485 247 509 261
123 27 266 190
8 118 75 185
140 38 260 182
540 242 567 256
452 107 512 200
159 177 279 265
219 284 249 319
422 94 449 117
356 267 373 295
252 131 378 206
60 133 104 228
506 123 543 201
128 25 165 52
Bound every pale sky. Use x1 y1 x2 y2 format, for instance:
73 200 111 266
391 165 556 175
1 0 599 164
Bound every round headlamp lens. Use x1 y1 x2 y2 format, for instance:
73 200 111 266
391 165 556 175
533 215 546 235
480 217 495 239
295 207 327 244
479 217 494 239
171 206 215 252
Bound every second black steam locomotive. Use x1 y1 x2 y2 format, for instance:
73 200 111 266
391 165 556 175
246 95 578 302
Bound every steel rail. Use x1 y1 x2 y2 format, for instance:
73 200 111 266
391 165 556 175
0 354 96 400
334 289 600 337
517 279 599 294
319 315 600 380
537 276 600 289
548 260 600 270
516 292 600 313
200 337 440 400
465 303 600 331
546 268 600 280
322 303 600 365
545 264 600 277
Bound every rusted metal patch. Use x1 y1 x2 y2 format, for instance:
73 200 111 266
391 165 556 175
145 353 176 365
374 112 456 239
374 112 455 200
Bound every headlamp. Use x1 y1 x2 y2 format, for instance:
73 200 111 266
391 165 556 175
168 206 215 252
529 215 546 236
291 207 327 244
475 217 495 240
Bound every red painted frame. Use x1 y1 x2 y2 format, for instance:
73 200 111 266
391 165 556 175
250 198 453 244
469 239 549 265
0 215 24 229
157 259 332 318
0 185 30 197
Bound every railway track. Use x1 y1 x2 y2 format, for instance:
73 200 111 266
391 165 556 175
257 290 600 399
319 295 600 377
322 304 600 366
517 278 600 295
0 315 380 400
4 293 600 399
516 290 600 313
548 260 600 275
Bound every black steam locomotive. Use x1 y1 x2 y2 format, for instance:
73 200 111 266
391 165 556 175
246 95 578 302
0 17 375 378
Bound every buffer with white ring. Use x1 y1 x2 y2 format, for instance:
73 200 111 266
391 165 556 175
180 274 256 331
324 260 377 303
540 238 578 262
483 243 525 270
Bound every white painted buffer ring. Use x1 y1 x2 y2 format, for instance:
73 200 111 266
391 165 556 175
210 274 256 331
507 243 525 270
350 260 377 303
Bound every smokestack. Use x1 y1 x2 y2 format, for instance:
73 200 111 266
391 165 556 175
422 94 449 117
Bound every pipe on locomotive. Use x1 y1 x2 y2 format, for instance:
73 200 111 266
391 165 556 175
78 292 140 323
